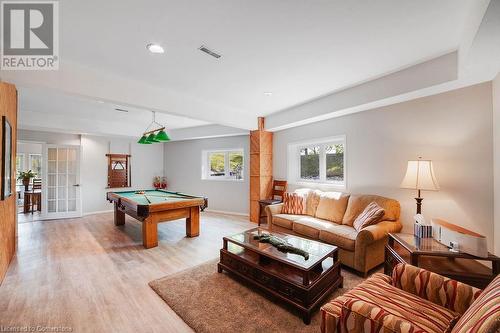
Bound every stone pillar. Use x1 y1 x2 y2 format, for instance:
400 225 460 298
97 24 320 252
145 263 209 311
249 117 273 223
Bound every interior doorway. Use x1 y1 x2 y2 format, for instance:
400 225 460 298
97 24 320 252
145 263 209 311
16 141 43 223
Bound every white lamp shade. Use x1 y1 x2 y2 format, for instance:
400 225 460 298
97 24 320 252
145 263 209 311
400 160 439 191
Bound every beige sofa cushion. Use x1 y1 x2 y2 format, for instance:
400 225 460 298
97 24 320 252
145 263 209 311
319 225 358 251
292 216 333 239
272 214 302 230
305 190 322 216
315 192 350 223
343 194 400 226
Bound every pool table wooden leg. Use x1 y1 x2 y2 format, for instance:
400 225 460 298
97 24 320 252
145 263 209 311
142 217 158 248
114 203 125 226
186 207 200 237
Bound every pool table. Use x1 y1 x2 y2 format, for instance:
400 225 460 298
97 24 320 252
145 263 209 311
106 190 208 248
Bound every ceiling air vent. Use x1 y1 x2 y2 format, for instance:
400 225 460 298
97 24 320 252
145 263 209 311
199 45 221 59
115 108 129 113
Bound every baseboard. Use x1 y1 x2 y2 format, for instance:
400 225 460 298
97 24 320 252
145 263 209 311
203 209 249 217
83 210 113 216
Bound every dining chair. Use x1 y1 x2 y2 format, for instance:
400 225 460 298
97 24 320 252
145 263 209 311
258 180 287 226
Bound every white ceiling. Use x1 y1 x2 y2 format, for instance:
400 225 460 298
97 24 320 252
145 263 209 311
18 88 209 136
2 0 498 136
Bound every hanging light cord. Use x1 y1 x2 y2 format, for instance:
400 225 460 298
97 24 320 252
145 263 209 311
143 111 165 135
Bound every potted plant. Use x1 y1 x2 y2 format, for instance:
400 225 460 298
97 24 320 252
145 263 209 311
18 170 36 191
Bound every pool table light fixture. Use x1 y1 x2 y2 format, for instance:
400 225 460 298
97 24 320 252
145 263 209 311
138 111 170 144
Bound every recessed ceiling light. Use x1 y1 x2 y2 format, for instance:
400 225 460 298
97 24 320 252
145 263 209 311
96 100 105 104
263 92 273 96
146 43 164 54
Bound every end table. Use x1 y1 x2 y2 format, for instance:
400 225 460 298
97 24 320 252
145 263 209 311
385 233 500 289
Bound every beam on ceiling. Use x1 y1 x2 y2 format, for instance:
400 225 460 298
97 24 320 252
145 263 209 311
265 51 458 131
167 124 249 141
0 60 256 130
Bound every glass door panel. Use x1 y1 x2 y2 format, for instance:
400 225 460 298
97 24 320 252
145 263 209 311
43 145 81 219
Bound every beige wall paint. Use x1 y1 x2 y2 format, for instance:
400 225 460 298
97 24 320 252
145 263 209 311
273 82 495 251
164 135 250 214
493 72 500 255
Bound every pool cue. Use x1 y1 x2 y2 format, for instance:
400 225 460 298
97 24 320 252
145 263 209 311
145 194 188 200
157 189 199 199
142 194 152 204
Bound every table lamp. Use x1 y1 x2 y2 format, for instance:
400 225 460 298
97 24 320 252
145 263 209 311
400 157 439 214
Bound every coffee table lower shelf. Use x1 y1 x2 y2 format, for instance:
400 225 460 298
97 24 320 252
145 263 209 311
218 248 342 324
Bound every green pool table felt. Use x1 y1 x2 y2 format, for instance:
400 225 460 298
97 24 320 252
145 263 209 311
113 190 200 205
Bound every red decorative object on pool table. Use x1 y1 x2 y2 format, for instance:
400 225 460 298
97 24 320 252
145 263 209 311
107 189 208 248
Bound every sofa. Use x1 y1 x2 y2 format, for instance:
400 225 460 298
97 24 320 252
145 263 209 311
265 189 402 275
321 263 499 333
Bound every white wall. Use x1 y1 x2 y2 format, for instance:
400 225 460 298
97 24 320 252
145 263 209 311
17 142 42 155
164 136 249 214
274 83 495 251
18 129 80 145
18 130 165 215
80 135 165 214
493 72 500 255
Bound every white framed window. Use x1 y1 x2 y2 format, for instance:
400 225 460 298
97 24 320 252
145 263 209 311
287 135 346 188
202 149 244 181
16 153 26 184
29 154 42 177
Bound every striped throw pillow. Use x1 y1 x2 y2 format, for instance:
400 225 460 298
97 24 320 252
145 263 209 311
353 201 385 231
281 192 306 215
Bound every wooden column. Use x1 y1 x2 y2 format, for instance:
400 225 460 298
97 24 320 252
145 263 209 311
0 82 17 285
249 117 273 223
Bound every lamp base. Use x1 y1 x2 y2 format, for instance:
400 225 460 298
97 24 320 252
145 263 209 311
415 197 423 214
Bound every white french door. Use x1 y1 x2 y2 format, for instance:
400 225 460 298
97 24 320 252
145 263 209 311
42 145 82 220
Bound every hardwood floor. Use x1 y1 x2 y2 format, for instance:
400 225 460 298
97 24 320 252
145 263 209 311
0 212 253 332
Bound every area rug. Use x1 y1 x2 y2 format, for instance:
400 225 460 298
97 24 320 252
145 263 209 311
149 259 369 333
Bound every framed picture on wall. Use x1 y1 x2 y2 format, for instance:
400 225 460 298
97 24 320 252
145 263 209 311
1 116 12 200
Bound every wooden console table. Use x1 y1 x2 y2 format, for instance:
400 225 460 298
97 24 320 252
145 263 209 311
385 233 500 289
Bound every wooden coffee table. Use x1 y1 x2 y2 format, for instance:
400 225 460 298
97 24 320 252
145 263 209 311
218 228 342 324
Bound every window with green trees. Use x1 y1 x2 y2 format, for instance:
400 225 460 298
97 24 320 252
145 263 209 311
292 136 345 186
206 150 244 180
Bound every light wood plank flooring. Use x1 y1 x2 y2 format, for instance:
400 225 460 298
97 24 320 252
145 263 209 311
0 212 253 332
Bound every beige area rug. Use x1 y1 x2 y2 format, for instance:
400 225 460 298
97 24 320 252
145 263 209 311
149 259 370 333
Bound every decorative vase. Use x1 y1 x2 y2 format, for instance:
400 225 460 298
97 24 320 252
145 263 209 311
22 178 30 191
153 182 160 189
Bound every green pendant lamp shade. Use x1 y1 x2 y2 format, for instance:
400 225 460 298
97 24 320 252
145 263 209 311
146 133 160 143
138 111 170 144
155 130 170 142
137 135 152 144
